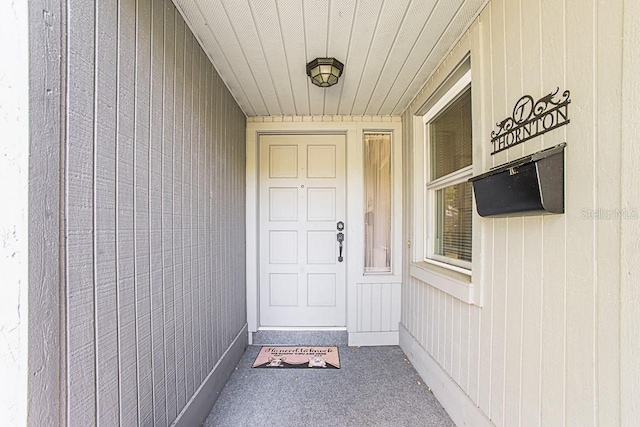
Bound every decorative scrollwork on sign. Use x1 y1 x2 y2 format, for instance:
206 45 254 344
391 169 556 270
491 89 571 154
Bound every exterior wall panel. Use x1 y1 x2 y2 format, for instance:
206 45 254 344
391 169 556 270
63 0 246 424
28 0 64 424
620 2 640 425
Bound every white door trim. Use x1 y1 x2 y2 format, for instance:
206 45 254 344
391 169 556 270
246 117 403 344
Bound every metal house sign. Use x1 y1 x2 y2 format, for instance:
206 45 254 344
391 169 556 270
491 89 571 154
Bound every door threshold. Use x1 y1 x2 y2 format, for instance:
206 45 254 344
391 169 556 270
258 326 347 331
251 329 349 346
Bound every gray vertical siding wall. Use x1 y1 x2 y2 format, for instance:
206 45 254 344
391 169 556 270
64 0 247 425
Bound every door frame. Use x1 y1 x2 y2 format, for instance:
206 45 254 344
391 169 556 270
246 117 403 345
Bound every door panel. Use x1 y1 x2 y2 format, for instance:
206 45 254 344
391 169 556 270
259 134 346 327
269 145 298 177
307 231 336 264
307 188 336 221
269 231 298 264
269 188 298 221
269 274 298 306
307 274 336 307
307 145 336 178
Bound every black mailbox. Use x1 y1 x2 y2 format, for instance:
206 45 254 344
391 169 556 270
469 143 566 217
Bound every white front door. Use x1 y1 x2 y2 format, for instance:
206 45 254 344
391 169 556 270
259 134 346 327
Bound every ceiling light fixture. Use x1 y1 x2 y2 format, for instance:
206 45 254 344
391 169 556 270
306 57 344 87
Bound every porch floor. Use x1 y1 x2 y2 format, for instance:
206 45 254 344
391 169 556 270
204 344 455 426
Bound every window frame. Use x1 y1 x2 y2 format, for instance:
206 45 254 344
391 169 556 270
422 70 473 273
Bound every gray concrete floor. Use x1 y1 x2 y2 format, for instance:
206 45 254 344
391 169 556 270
204 345 455 427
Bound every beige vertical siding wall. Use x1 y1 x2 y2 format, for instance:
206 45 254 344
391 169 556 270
63 0 246 425
402 0 639 425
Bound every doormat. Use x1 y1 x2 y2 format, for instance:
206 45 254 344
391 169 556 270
252 346 340 369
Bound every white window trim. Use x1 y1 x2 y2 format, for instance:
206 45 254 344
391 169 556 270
411 69 481 306
422 70 472 123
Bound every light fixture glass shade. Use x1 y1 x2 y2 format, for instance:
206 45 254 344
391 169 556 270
306 57 344 87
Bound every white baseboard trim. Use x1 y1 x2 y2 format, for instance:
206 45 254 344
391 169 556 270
172 324 248 427
399 324 494 427
348 331 399 346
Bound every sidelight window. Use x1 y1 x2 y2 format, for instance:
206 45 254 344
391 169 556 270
363 132 392 274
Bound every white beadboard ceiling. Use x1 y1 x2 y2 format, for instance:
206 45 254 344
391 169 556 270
173 0 486 117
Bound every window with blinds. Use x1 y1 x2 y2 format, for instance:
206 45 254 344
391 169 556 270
435 182 472 262
426 87 473 268
429 89 472 180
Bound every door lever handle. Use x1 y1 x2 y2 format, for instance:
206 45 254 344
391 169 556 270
337 232 344 262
